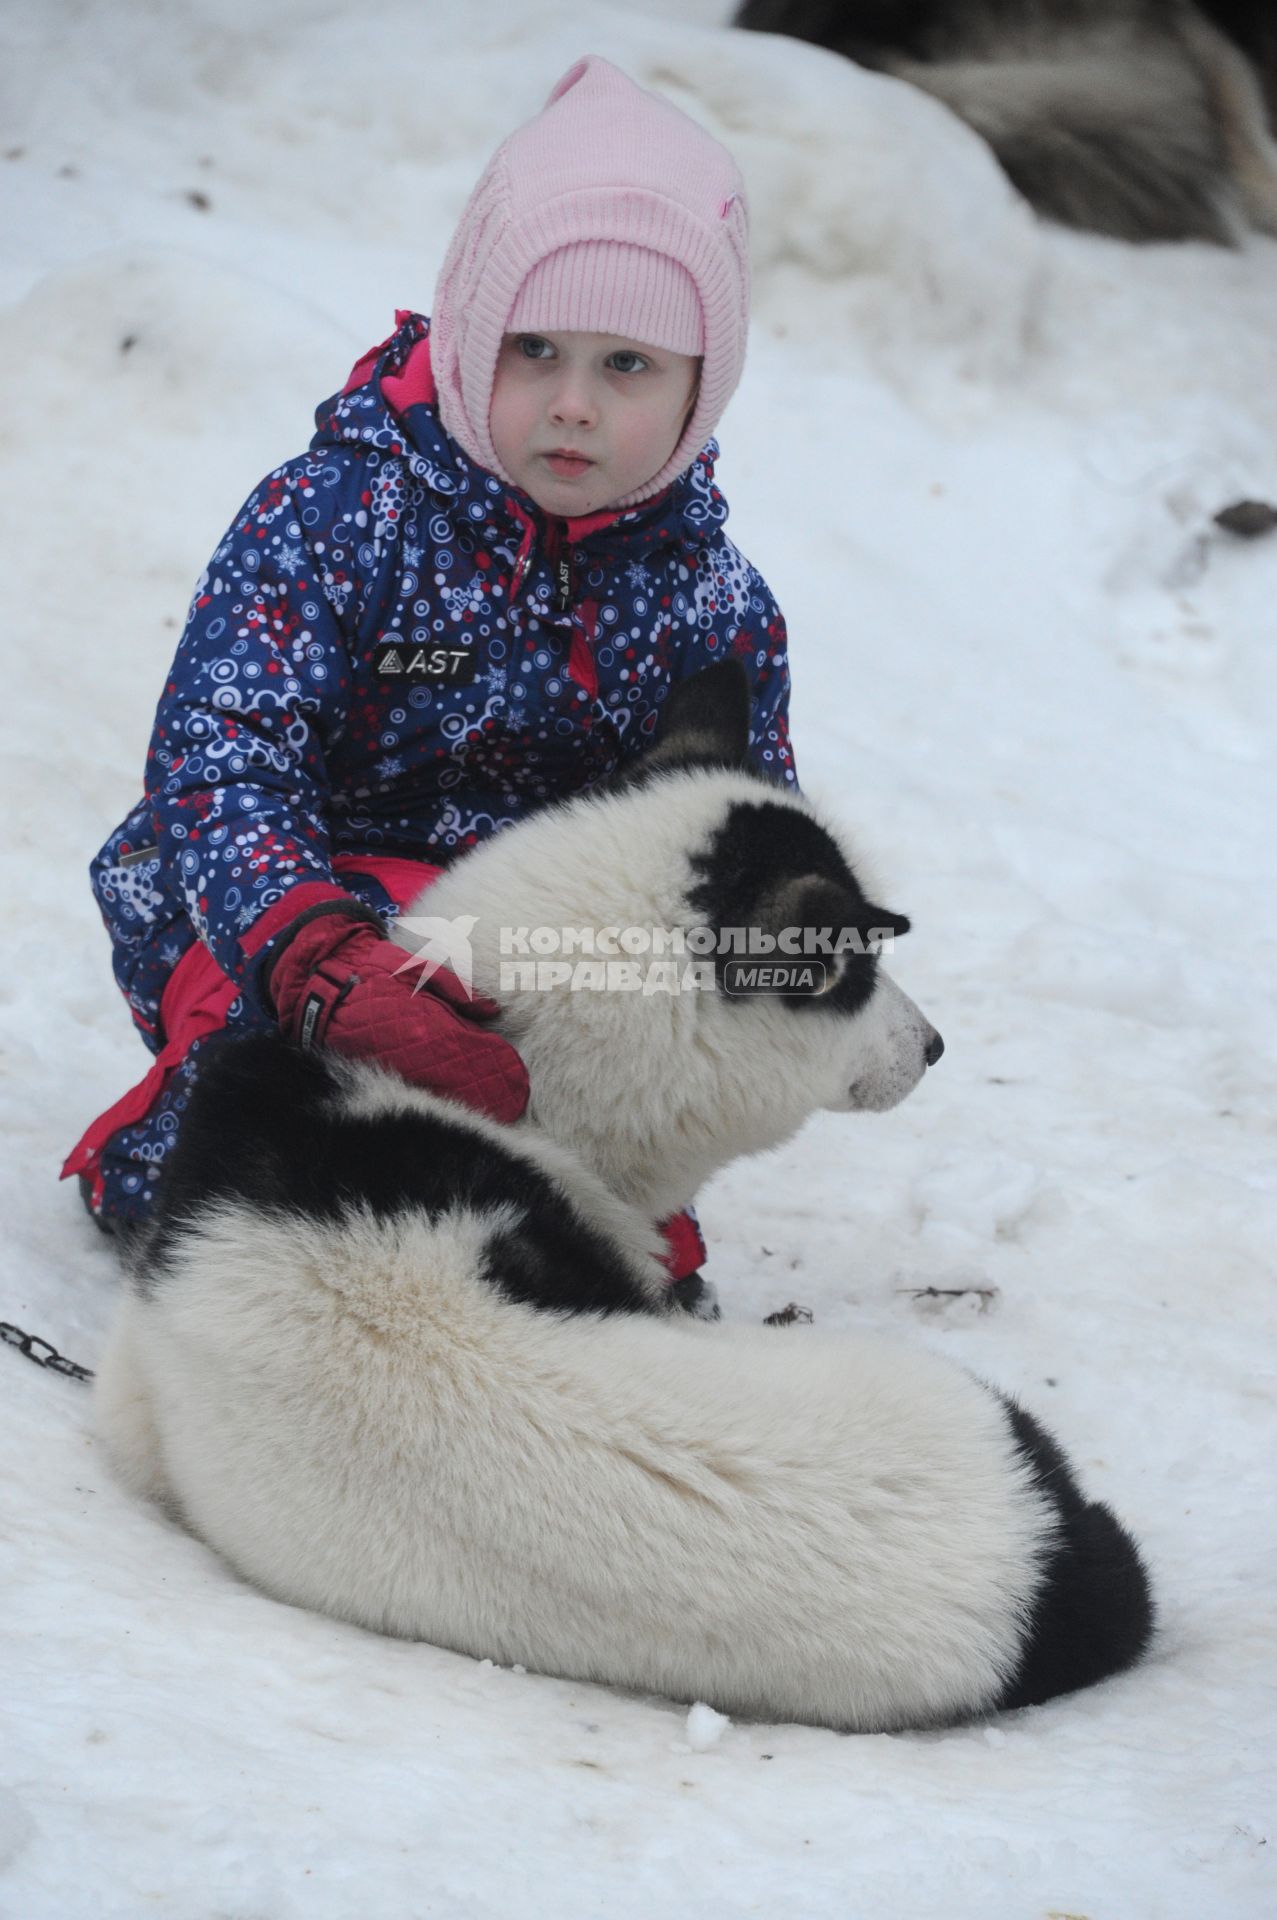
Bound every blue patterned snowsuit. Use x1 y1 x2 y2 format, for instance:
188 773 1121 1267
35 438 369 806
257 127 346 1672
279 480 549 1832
82 312 796 1223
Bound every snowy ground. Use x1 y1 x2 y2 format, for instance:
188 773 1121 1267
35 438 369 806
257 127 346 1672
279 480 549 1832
3 1 1276 1914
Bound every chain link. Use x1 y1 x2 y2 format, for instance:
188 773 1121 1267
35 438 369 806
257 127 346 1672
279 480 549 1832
1 1320 95 1384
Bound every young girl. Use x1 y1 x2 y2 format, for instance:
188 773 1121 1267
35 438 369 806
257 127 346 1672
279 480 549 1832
64 55 796 1291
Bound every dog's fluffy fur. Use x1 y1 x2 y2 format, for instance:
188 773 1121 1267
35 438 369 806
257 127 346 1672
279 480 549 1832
736 0 1277 243
94 664 1153 1732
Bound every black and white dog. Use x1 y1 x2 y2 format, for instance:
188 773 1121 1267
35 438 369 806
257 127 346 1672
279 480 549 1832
94 663 1152 1732
736 0 1277 244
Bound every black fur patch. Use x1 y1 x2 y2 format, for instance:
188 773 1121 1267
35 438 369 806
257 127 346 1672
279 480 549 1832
736 0 936 67
686 798 909 1016
996 1396 1155 1711
138 1032 665 1321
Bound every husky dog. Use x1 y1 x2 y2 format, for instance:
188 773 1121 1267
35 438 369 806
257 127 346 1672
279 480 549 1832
736 0 1277 244
93 664 1152 1732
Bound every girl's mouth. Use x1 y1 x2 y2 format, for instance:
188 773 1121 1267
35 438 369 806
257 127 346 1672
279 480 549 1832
543 451 594 477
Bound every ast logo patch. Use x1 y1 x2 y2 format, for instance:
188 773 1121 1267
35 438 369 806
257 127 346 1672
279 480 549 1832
374 643 478 684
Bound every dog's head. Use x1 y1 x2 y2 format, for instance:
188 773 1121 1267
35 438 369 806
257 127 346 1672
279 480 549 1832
401 662 942 1214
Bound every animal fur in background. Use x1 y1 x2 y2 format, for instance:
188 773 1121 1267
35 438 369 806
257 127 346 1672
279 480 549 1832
94 663 1153 1733
735 0 1277 244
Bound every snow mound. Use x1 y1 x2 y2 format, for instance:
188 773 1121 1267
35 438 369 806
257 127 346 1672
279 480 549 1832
2 1 1275 1916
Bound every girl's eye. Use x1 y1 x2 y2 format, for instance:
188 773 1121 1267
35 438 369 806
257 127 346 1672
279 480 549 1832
607 351 648 375
517 336 554 361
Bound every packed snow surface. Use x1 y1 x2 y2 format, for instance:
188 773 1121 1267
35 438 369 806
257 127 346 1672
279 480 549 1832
2 1 1275 1914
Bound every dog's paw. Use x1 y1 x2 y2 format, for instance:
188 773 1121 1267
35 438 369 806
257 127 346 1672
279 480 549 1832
670 1273 721 1322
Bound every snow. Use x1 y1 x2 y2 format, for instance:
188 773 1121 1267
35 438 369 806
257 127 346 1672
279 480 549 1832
683 1703 733 1752
2 0 1276 1914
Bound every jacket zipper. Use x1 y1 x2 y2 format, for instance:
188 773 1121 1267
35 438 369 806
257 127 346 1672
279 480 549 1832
545 520 599 697
568 602 599 699
512 515 599 698
544 517 573 613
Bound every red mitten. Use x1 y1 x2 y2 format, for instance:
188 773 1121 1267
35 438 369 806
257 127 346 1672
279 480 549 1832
265 904 528 1124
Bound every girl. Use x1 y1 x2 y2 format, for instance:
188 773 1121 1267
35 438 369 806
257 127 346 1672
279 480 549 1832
64 56 796 1291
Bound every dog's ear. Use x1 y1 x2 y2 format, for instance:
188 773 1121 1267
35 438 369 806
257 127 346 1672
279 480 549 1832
867 906 910 941
732 872 909 998
749 874 910 995
612 660 753 789
658 660 753 765
755 873 910 948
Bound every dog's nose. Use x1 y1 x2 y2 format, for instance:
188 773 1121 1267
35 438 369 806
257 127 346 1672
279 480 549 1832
924 1028 945 1068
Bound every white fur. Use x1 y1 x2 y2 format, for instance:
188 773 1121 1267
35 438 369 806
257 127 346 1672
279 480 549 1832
94 767 1060 1733
97 1201 1052 1730
396 771 940 1217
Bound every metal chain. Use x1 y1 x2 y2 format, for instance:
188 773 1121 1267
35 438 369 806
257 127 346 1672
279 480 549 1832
1 1320 94 1384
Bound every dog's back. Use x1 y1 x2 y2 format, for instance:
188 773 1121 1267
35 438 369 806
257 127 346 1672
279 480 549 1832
737 0 1277 242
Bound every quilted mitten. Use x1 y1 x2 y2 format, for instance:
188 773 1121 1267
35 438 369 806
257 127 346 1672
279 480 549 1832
263 900 528 1125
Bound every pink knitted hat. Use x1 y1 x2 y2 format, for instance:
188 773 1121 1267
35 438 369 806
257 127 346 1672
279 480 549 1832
432 56 751 507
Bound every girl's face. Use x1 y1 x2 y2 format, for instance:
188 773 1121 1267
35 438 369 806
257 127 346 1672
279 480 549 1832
489 330 701 516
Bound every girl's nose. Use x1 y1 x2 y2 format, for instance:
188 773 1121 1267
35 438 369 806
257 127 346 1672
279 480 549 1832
550 374 597 429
